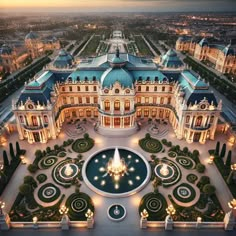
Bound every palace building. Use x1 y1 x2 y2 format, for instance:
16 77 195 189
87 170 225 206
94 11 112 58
176 37 236 74
25 31 60 59
12 48 222 144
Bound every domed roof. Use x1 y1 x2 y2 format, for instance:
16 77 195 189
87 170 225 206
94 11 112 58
109 48 126 67
53 50 73 68
0 44 12 55
177 37 184 42
100 67 134 88
223 44 234 56
166 49 177 57
199 38 208 47
25 31 39 40
161 49 183 68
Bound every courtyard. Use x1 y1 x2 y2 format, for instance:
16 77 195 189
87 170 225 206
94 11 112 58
0 118 236 231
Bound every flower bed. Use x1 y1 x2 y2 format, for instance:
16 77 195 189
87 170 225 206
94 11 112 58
139 136 163 153
72 138 94 153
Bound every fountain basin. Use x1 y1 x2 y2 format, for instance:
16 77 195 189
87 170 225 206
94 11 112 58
82 147 151 198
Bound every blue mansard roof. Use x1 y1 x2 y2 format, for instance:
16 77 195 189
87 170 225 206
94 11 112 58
53 50 74 68
17 51 218 107
161 49 184 68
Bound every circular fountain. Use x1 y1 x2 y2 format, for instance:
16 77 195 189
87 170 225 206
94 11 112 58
82 147 151 197
107 204 126 221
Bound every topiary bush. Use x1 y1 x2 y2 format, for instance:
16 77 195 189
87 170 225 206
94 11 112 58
139 136 163 153
196 163 205 173
36 174 47 184
27 164 38 173
72 137 94 153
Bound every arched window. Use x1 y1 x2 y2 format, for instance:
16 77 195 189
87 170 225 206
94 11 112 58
85 86 89 91
31 116 38 126
115 89 119 94
169 87 173 92
160 97 164 104
125 100 130 111
69 86 72 92
93 86 97 91
70 97 74 104
77 86 80 91
105 100 110 111
154 86 157 92
146 86 149 92
114 100 120 110
19 115 24 123
44 115 48 123
167 97 171 104
196 116 203 126
138 86 141 92
210 116 214 123
186 116 190 123
162 86 165 92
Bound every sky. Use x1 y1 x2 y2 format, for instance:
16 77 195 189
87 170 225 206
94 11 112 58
0 0 236 12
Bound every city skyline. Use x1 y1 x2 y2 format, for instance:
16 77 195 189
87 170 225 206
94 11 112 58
1 0 236 12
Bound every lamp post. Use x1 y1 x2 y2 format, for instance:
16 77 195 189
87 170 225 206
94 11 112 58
59 205 69 217
32 216 38 229
224 198 236 231
140 209 149 229
165 204 175 231
0 201 5 216
59 205 69 231
85 209 94 229
208 155 214 164
0 201 10 230
20 155 26 164
166 204 176 216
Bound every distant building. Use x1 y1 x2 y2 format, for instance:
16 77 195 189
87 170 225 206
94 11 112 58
25 31 60 59
0 44 28 73
176 37 236 74
13 48 222 145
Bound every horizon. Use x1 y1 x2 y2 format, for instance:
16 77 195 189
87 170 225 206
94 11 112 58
1 0 236 13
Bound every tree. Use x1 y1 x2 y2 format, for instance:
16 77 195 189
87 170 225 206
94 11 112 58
16 141 21 155
225 150 232 169
183 147 189 154
202 184 216 196
24 176 37 189
46 147 51 153
83 133 90 139
35 150 43 159
199 176 210 185
27 164 38 173
196 163 205 173
3 150 9 167
19 183 32 196
215 141 220 156
220 143 226 158
9 143 15 160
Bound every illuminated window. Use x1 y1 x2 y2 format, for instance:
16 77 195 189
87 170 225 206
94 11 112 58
125 100 130 111
94 97 98 103
19 116 24 123
114 100 120 110
70 97 74 104
186 116 190 123
196 116 203 126
160 97 164 104
86 97 90 103
105 101 110 111
44 115 48 123
167 97 171 104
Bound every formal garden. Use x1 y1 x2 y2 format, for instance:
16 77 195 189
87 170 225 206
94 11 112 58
138 134 225 222
9 133 95 222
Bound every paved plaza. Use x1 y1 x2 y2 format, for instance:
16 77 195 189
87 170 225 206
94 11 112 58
0 118 236 234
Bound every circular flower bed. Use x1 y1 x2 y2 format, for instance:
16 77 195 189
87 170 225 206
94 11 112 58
139 192 167 220
36 174 47 184
40 156 58 169
52 159 80 187
176 157 195 169
187 174 198 184
66 193 94 221
154 159 181 187
72 138 94 153
38 183 61 203
168 151 177 158
139 137 162 153
173 183 196 203
107 204 126 221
